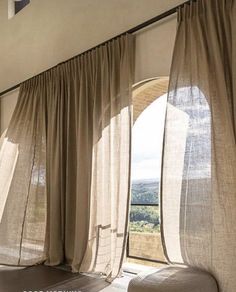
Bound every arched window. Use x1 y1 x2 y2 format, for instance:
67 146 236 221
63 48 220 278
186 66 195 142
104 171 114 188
127 77 168 265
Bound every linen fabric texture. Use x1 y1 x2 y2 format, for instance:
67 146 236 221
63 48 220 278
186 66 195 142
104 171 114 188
162 1 236 291
0 34 135 279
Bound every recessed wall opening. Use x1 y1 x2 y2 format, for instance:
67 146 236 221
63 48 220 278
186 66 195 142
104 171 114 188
8 0 30 19
125 77 169 269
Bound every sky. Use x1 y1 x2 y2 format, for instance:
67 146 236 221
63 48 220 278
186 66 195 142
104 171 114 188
131 94 167 182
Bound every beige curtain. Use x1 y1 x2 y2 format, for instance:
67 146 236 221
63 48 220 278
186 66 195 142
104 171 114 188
162 1 236 291
0 83 46 266
0 34 135 279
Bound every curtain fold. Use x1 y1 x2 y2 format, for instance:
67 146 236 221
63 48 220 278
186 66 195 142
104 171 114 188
162 1 236 291
0 34 135 278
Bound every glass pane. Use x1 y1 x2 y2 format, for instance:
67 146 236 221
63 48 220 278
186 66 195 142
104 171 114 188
129 206 165 261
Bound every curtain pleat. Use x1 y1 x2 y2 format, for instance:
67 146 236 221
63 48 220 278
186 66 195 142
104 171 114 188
0 34 135 279
162 1 236 291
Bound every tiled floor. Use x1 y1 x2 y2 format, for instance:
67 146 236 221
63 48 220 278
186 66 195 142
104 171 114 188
0 262 159 292
0 265 108 292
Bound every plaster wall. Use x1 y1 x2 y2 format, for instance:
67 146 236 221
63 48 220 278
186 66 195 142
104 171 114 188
0 0 184 132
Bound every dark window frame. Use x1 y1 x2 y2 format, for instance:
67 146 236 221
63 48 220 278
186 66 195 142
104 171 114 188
15 0 30 15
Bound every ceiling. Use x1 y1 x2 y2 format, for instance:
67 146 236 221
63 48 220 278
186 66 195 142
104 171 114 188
0 0 186 93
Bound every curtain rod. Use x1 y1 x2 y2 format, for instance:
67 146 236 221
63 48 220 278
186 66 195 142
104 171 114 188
0 0 192 97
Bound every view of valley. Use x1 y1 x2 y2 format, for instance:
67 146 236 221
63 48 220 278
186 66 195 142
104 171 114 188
130 179 160 233
128 179 165 262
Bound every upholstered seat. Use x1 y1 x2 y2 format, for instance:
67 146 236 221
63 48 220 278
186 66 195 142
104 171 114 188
128 265 218 292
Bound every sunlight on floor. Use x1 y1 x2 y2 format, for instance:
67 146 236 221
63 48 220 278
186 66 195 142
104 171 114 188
100 262 160 291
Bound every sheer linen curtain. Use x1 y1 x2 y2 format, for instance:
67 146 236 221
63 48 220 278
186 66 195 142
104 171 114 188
162 1 236 291
0 82 47 266
0 34 135 279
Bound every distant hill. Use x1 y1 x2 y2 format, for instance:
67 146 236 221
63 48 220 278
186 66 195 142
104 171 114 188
131 179 159 205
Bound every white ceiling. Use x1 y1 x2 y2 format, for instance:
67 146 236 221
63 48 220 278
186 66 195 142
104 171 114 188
0 0 186 93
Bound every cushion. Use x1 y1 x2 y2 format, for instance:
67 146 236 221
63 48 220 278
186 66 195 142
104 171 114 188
128 265 218 292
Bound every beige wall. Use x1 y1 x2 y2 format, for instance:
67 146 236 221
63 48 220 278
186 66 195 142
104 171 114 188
0 0 184 132
135 16 177 83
